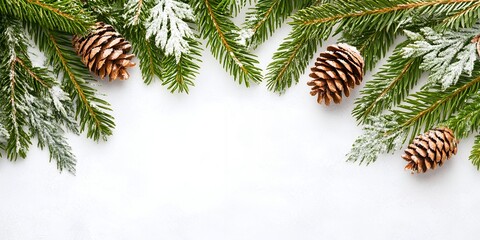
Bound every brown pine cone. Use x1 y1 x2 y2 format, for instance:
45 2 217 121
73 22 135 81
402 127 459 174
307 43 364 106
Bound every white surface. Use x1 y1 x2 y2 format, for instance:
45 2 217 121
1 22 480 240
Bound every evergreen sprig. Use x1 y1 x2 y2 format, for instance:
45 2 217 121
161 38 201 93
0 18 77 172
28 27 115 141
0 0 94 34
349 64 480 165
92 0 202 93
241 0 316 48
265 36 320 93
267 0 480 94
470 135 480 169
352 41 423 123
191 0 262 86
340 25 398 72
447 94 480 139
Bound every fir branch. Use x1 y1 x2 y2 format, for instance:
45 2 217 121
0 19 77 171
191 0 262 86
353 41 423 123
28 27 115 141
266 0 480 93
350 65 480 164
134 33 165 85
241 0 315 48
0 0 94 34
0 20 32 159
161 38 201 93
441 1 480 29
470 135 480 170
265 35 321 93
24 94 76 173
392 69 480 140
347 116 407 165
48 86 79 134
125 0 148 26
111 0 164 85
86 0 130 26
446 94 480 139
221 0 248 16
292 0 478 30
1 57 31 160
340 24 398 72
403 27 478 89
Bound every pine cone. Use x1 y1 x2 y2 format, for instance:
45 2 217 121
72 22 135 81
402 127 459 174
307 43 364 105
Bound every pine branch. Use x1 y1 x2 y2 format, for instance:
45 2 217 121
161 38 201 93
292 0 478 31
1 55 31 160
470 135 480 170
352 41 423 123
134 33 166 85
86 0 131 26
446 94 480 139
48 86 79 134
392 69 480 140
28 27 115 141
125 0 149 26
241 0 315 48
141 0 202 93
220 0 249 16
441 1 480 29
0 19 77 171
0 0 94 34
266 35 321 93
350 65 480 164
340 24 398 72
266 0 480 94
106 0 165 85
347 115 407 165
0 20 33 159
24 94 76 173
191 0 262 86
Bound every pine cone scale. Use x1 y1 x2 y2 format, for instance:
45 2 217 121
331 44 364 69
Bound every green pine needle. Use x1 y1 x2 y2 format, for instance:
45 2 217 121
265 35 321 93
470 135 480 170
242 0 315 48
340 25 398 72
191 0 262 86
447 95 480 139
353 41 423 123
29 27 115 141
0 0 94 34
161 38 202 93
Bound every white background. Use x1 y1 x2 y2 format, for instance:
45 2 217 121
1 11 480 240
